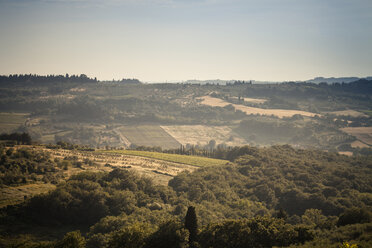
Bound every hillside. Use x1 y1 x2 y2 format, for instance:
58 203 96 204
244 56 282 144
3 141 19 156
1 144 371 247
0 75 371 153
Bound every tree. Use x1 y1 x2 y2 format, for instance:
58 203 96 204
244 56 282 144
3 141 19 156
144 220 188 248
275 208 288 220
56 230 86 248
185 206 198 248
337 208 371 226
109 223 152 248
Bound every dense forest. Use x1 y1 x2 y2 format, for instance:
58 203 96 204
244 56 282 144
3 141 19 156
1 144 371 247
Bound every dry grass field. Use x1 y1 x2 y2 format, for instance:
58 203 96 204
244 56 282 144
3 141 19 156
0 183 56 208
197 96 316 118
341 127 372 146
161 125 247 147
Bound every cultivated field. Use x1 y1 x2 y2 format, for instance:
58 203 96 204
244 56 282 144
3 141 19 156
351 140 370 148
0 112 29 133
103 150 229 167
327 110 368 117
161 125 247 147
45 147 199 185
197 96 317 118
116 125 181 149
341 127 372 146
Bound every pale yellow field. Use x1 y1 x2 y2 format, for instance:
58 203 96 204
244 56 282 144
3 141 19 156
341 127 372 146
351 140 370 148
327 110 368 117
338 151 353 156
197 96 316 118
161 125 247 147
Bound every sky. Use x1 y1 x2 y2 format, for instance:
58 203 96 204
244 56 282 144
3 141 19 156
0 0 371 82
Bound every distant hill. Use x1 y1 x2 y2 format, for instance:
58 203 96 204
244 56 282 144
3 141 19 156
183 79 234 85
307 76 372 84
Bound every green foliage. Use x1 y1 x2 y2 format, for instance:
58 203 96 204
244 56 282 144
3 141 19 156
144 220 189 248
56 231 86 248
1 145 372 247
108 223 152 248
198 217 313 248
185 206 198 247
0 147 62 186
339 242 358 248
337 208 371 226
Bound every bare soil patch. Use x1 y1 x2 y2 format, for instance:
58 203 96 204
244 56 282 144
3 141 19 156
338 151 353 156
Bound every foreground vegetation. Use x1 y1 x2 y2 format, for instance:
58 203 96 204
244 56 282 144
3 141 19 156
1 144 371 247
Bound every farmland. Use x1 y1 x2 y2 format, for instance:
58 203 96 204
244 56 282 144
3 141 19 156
327 110 368 117
0 112 29 133
161 125 246 147
197 96 317 118
102 149 229 167
116 125 181 149
0 76 371 153
45 147 198 185
340 127 372 147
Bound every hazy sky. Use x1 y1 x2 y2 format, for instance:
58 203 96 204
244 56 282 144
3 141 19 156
0 0 371 82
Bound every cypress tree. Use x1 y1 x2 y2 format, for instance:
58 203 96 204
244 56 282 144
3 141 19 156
185 206 198 248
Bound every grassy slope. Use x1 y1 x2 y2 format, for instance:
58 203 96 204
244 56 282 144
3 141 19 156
101 150 228 167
